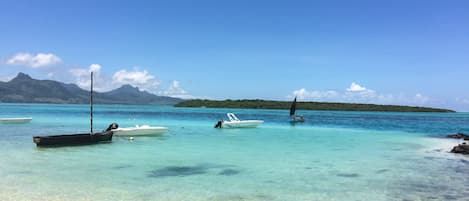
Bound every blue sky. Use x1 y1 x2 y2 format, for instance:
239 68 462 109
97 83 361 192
0 0 468 110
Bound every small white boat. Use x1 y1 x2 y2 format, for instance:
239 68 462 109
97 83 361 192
112 125 169 136
215 113 263 128
0 117 32 124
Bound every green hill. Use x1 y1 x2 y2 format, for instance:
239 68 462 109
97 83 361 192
175 99 454 112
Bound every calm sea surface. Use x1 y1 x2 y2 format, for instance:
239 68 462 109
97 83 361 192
0 103 468 201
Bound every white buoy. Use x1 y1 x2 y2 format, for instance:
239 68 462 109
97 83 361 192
129 137 134 141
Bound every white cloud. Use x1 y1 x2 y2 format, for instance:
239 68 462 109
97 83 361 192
89 64 101 73
67 65 205 98
165 80 187 94
69 66 164 94
414 93 429 104
160 80 192 99
6 53 61 67
289 83 431 106
290 88 339 101
70 64 111 91
112 69 160 92
346 82 367 92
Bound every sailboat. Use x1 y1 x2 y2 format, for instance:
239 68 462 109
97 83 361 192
33 72 116 147
290 97 304 122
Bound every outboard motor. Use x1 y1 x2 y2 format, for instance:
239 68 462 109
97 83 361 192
105 123 119 131
214 120 223 128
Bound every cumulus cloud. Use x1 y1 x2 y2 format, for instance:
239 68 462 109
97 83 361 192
6 53 61 67
89 64 101 72
291 88 339 101
160 80 192 99
165 80 186 95
70 64 110 91
414 93 429 104
289 83 431 106
70 65 160 92
112 69 160 92
67 65 204 98
346 82 367 92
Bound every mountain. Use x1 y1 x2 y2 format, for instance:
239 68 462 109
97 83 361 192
0 73 182 105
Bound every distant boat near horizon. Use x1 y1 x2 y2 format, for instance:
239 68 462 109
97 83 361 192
214 113 264 128
0 117 32 124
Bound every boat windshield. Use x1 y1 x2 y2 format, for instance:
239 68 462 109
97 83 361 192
227 113 240 121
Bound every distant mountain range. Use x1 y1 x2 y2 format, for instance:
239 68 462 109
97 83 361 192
0 73 183 105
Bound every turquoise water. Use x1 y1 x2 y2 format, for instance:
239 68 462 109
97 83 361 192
0 103 468 201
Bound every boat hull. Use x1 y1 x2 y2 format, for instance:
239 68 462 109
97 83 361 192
0 117 32 124
222 120 264 128
33 131 113 147
290 116 305 123
113 126 168 136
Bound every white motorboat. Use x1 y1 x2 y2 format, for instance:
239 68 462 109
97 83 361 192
214 113 263 128
0 117 32 124
112 125 169 136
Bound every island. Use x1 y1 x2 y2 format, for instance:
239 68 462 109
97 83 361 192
175 99 454 112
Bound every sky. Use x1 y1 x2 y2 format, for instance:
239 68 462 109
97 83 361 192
0 0 468 111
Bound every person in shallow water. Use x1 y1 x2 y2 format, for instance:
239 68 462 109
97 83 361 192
214 120 223 128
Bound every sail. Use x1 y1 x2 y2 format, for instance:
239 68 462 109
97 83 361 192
290 97 297 116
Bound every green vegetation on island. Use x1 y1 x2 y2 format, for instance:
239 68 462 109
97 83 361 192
175 99 455 112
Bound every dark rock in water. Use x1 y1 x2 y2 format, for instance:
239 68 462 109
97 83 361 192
447 133 469 140
147 163 236 178
148 165 207 178
443 194 460 200
218 169 240 176
450 143 469 154
113 164 133 169
336 173 360 178
375 169 389 174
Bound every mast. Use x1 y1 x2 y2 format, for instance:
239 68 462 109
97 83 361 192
290 97 297 116
90 71 93 134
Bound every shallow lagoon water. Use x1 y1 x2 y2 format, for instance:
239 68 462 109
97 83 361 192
0 103 468 201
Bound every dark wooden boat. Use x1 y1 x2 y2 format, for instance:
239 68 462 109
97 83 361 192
33 131 113 147
33 72 117 147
